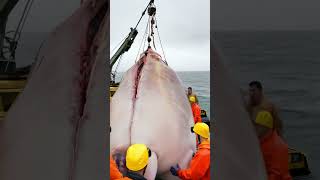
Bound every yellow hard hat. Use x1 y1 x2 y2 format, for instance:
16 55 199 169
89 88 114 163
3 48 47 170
192 123 210 139
255 110 273 129
189 96 196 103
126 144 149 171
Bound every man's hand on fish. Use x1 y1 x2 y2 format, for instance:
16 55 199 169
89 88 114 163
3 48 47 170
170 164 181 176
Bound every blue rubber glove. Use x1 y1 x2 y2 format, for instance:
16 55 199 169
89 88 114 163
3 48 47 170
170 164 181 176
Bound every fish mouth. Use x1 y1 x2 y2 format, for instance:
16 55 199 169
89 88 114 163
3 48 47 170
69 2 108 180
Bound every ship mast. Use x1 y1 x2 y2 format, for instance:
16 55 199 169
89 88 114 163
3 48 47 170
0 0 34 74
0 0 19 73
110 0 155 70
110 0 156 84
0 0 19 57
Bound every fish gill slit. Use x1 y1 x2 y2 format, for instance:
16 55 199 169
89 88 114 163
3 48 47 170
68 3 107 180
69 50 94 180
129 61 145 144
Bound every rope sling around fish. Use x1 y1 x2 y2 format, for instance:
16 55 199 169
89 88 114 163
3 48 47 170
110 0 168 83
140 1 168 65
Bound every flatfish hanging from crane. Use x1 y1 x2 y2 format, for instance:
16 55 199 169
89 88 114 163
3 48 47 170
0 0 108 180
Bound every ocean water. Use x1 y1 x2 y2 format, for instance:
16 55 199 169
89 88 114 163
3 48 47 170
13 33 211 118
214 31 320 180
114 71 211 117
177 71 210 117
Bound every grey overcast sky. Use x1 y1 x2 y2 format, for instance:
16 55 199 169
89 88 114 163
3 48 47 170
7 0 79 32
213 0 320 30
5 0 79 67
111 0 210 72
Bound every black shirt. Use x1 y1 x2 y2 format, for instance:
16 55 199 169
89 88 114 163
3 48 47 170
126 171 147 180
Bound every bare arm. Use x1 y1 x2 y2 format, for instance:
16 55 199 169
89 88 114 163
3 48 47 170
272 105 283 137
195 94 199 104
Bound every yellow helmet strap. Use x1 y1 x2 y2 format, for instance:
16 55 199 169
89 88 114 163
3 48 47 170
142 149 151 174
191 126 203 144
140 149 152 175
148 149 151 157
142 165 147 175
140 149 151 175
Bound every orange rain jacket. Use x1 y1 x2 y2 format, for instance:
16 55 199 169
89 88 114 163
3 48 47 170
192 103 202 146
260 131 292 180
110 155 132 180
191 103 202 124
178 140 210 180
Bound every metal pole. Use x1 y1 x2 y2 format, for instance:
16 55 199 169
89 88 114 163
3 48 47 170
0 0 19 73
0 16 7 59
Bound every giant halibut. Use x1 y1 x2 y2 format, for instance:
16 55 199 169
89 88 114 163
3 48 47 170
110 48 196 180
0 0 108 180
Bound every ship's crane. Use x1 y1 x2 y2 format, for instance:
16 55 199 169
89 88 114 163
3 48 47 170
110 0 157 84
0 0 19 73
110 28 138 70
0 0 34 73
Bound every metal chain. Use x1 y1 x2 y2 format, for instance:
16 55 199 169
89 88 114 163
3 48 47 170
154 17 168 64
